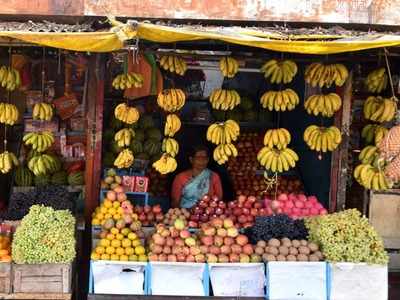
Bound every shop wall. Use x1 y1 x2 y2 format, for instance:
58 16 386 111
0 1 399 26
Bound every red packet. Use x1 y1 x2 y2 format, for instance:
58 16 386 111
135 176 149 192
122 176 135 192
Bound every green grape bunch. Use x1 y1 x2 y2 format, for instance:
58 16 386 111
305 209 388 265
12 205 76 264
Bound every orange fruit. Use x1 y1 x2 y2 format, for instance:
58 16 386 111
113 201 120 208
125 247 134 256
138 254 147 262
111 240 121 248
95 247 105 255
110 254 120 261
128 254 138 261
127 233 137 241
100 253 110 260
104 200 112 208
115 233 124 241
135 246 145 256
92 219 100 226
131 239 141 247
99 239 110 247
108 208 117 215
110 228 119 235
105 246 115 255
122 238 131 248
91 252 100 260
120 255 129 261
121 228 130 236
106 233 115 240
115 247 125 256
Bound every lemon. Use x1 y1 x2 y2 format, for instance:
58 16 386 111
113 214 122 220
135 246 145 255
120 255 129 261
106 233 115 240
116 247 125 256
100 207 108 214
104 213 112 219
110 227 119 235
121 228 130 236
91 252 100 260
91 218 100 225
128 254 138 261
113 201 121 208
95 246 105 255
138 254 147 262
108 208 117 215
105 246 115 255
110 254 120 261
104 200 113 208
127 232 138 241
101 253 110 260
95 213 104 220
117 207 124 214
99 239 110 247
111 240 121 248
122 238 131 248
125 247 134 255
131 239 141 247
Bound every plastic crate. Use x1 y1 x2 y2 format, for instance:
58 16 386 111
89 260 148 295
147 262 209 296
208 263 265 297
267 261 328 300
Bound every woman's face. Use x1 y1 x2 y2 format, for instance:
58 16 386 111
190 150 209 171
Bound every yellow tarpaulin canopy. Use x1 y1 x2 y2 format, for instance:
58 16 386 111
1 21 400 54
136 23 400 55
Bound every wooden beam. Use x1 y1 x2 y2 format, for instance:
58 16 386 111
84 53 105 222
329 72 353 212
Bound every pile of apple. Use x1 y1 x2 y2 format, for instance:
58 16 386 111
190 195 271 229
134 204 164 227
162 208 191 226
199 218 262 263
264 193 328 219
148 219 203 263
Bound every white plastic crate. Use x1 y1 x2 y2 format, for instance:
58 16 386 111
329 263 388 300
208 263 265 297
90 260 148 295
148 262 209 296
267 261 328 300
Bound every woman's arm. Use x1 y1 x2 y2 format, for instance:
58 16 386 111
171 174 184 208
212 172 223 200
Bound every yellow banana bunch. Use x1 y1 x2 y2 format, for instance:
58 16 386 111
157 89 186 112
0 66 21 92
0 102 19 125
114 103 140 125
305 63 348 87
162 137 179 157
354 163 392 190
159 55 187 76
219 57 239 78
206 120 240 145
213 143 238 165
260 89 299 112
260 59 298 84
23 131 54 152
257 147 299 173
304 93 342 117
209 89 240 110
114 149 134 169
361 124 388 146
28 154 57 176
363 96 397 123
32 102 53 121
365 68 387 93
358 145 379 165
114 128 135 148
263 128 291 150
303 125 342 152
0 151 18 174
112 72 144 90
164 114 181 137
152 154 177 174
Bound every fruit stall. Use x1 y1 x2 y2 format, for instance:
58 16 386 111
0 19 398 300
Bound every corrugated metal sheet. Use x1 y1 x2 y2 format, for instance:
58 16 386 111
0 1 398 26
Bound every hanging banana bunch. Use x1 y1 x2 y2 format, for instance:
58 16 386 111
32 102 53 121
157 89 186 112
304 93 342 117
365 68 388 94
304 63 348 88
162 137 179 157
219 57 239 78
164 114 181 137
114 128 135 148
153 153 177 174
361 124 389 146
159 55 187 76
363 96 397 123
114 149 134 169
260 59 298 84
263 128 291 150
114 103 140 125
0 151 18 174
303 125 342 152
354 163 392 191
27 154 58 176
260 89 299 112
112 72 144 90
0 102 19 125
23 132 54 152
206 120 240 145
0 66 21 92
209 89 240 110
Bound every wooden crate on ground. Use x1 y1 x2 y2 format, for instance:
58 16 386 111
369 190 400 249
0 262 11 294
12 263 72 294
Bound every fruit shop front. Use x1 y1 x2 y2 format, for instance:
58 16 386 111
89 22 400 300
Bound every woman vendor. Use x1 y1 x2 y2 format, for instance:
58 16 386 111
171 145 223 208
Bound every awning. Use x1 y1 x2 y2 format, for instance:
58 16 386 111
136 23 400 55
